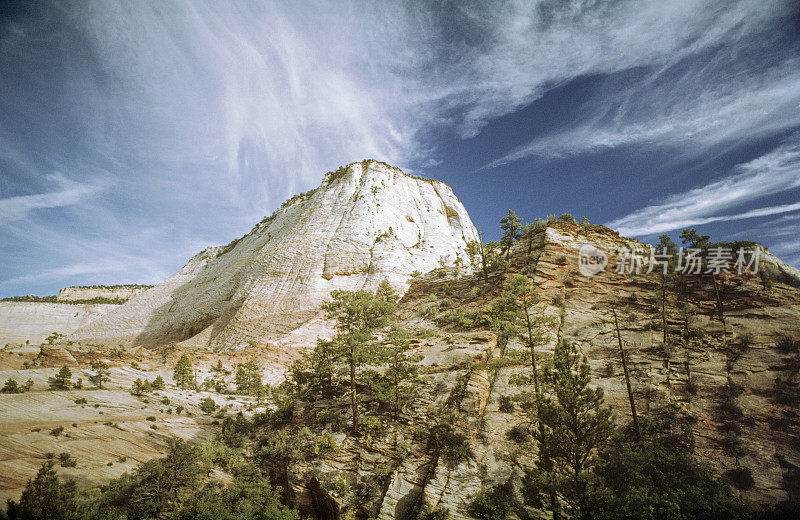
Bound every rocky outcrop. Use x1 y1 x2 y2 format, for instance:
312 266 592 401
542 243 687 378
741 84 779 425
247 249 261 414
263 222 800 517
70 160 478 351
56 285 152 302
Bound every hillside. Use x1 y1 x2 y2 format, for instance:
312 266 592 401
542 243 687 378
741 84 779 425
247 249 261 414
0 164 798 519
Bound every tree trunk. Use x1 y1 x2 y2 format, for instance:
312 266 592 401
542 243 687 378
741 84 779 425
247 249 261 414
522 293 539 394
350 344 359 433
394 355 400 419
614 308 641 440
481 242 489 282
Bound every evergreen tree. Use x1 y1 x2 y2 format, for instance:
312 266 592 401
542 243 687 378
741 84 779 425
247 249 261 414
680 228 711 251
98 438 206 519
467 234 506 282
4 461 78 520
656 234 678 345
211 360 229 375
486 274 553 394
151 375 165 390
88 360 110 389
524 340 614 519
593 417 750 520
131 378 147 396
235 359 264 398
173 354 194 390
500 209 523 259
50 366 72 390
290 337 342 398
376 278 397 303
368 327 421 419
322 286 396 433
1 379 21 393
173 466 298 520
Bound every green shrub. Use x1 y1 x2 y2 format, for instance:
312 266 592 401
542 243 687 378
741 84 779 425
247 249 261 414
1 378 21 393
506 423 530 443
498 395 515 413
468 483 514 520
434 309 485 330
58 453 76 467
316 408 345 432
427 423 472 468
199 397 217 414
256 427 335 464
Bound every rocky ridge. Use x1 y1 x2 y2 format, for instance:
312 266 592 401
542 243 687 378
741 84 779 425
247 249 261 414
268 221 800 519
56 285 152 302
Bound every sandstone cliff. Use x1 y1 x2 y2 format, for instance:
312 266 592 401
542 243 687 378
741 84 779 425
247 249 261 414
0 302 117 345
69 160 478 351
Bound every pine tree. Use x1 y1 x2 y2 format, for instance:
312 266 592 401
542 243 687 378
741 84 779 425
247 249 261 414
2 378 21 393
467 233 506 282
51 366 72 390
656 234 678 346
235 359 263 397
173 354 194 390
4 460 78 520
524 340 614 519
88 360 111 389
368 327 421 419
322 287 396 433
131 378 147 396
151 375 165 390
486 274 553 394
500 209 523 259
376 278 397 303
679 228 710 250
290 337 342 398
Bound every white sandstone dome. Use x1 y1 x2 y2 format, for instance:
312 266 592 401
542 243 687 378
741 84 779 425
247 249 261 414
70 160 478 350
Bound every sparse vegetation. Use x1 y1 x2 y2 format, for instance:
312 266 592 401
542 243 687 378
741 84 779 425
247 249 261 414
199 397 217 414
173 353 195 390
50 366 72 390
58 453 76 467
427 423 471 469
88 360 110 389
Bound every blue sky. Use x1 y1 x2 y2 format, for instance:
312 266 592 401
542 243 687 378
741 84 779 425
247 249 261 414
1 1 799 297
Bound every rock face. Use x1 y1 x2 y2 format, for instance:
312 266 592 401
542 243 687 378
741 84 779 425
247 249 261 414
70 160 478 351
56 285 152 302
0 302 117 345
266 222 800 518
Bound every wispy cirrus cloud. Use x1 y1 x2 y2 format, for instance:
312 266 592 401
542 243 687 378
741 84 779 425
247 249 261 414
607 141 800 236
1 0 798 293
484 44 800 167
0 173 108 222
